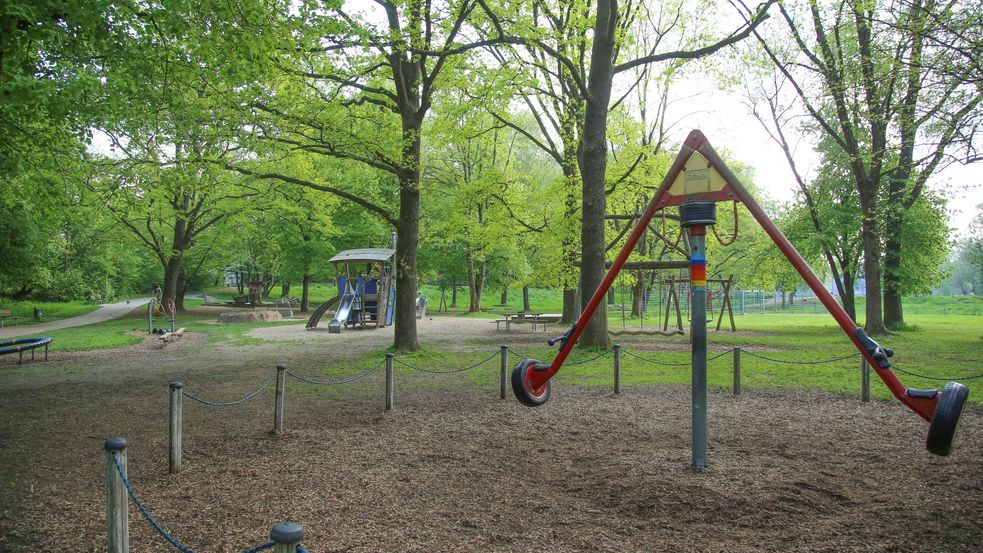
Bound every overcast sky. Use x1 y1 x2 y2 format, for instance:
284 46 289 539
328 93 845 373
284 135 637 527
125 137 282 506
662 79 982 238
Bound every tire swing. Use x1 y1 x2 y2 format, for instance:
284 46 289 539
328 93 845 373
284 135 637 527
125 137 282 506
925 382 969 456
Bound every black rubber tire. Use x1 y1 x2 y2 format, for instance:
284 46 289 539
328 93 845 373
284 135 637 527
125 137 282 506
926 382 969 456
511 358 551 407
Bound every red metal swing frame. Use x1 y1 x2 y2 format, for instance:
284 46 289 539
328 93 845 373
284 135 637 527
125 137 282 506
523 130 939 422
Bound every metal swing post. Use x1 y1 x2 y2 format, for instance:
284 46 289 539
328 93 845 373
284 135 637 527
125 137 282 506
679 202 716 470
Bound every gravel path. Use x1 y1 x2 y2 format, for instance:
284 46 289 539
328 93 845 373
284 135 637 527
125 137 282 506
1 315 980 552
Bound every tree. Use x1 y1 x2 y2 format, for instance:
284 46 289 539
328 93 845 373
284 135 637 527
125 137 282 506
754 0 982 333
749 78 865 320
215 0 522 352
570 0 774 347
956 204 983 294
422 100 536 312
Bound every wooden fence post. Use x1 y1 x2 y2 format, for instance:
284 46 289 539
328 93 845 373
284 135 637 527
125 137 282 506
104 437 129 553
385 353 394 411
733 347 741 395
271 522 304 553
274 363 286 435
861 358 870 403
613 344 621 394
500 345 508 400
169 382 183 474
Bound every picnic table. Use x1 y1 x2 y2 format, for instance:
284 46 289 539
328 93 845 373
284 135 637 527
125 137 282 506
493 311 561 332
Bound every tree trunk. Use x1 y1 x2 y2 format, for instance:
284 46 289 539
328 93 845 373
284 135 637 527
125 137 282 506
882 199 906 329
301 274 310 313
281 283 290 298
451 280 458 308
478 261 487 310
175 271 187 312
860 213 888 335
561 288 579 323
466 247 480 312
393 134 421 352
841 273 856 323
163 256 182 311
575 0 618 349
501 286 508 306
523 285 531 312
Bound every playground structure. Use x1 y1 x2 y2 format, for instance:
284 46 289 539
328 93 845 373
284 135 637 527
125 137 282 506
306 248 396 332
511 130 969 464
0 336 53 363
147 298 176 335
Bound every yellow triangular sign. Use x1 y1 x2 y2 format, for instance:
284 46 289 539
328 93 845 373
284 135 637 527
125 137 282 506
667 151 728 196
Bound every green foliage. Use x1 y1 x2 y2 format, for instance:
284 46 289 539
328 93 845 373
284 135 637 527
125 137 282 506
890 194 950 295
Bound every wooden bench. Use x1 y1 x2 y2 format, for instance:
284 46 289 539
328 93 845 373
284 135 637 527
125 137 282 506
0 310 23 327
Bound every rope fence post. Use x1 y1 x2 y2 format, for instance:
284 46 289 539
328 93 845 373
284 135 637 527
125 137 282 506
500 345 508 400
271 522 304 553
274 363 287 435
613 344 621 394
104 437 129 553
861 358 870 403
385 353 394 411
733 347 741 395
168 382 182 474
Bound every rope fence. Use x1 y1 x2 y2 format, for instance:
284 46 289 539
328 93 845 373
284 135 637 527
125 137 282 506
740 350 861 365
392 350 500 373
889 364 983 382
285 358 385 385
163 345 976 475
180 374 276 407
104 438 308 553
140 342 974 550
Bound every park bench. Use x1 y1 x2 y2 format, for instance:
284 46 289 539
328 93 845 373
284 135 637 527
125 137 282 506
0 310 23 327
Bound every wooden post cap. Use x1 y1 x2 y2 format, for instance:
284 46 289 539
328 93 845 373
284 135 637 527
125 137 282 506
271 522 304 543
276 363 287 371
104 437 127 450
170 381 183 389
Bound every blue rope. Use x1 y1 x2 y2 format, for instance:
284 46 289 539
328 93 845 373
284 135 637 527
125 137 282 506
890 364 983 382
113 452 197 553
181 373 276 407
286 358 385 385
620 349 691 366
740 351 860 365
565 349 612 366
708 349 736 361
297 546 310 553
393 350 501 373
112 453 277 553
507 348 533 360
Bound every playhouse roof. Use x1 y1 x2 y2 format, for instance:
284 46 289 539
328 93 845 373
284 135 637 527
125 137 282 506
329 248 396 264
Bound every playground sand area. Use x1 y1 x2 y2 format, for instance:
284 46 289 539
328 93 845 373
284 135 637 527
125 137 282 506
1 315 981 551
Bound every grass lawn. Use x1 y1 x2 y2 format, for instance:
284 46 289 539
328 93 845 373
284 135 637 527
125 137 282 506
26 310 308 352
10 293 981 405
396 311 983 405
0 300 101 326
